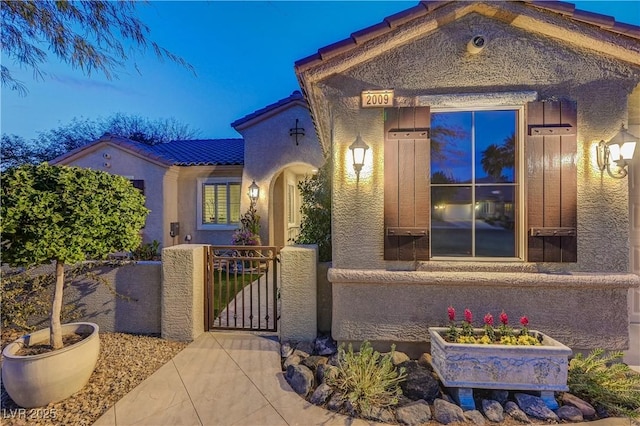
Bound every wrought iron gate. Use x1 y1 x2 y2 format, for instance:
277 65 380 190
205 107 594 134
205 246 279 331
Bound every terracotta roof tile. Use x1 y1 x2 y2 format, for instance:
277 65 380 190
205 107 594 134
384 4 429 28
295 1 640 73
319 38 357 60
571 9 616 28
352 21 392 44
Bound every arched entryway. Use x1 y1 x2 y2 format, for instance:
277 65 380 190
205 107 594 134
269 163 318 248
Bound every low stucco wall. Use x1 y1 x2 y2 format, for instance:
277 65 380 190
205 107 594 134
161 244 206 341
280 245 318 341
329 267 640 352
64 261 162 334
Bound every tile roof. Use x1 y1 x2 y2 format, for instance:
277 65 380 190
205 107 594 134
50 134 244 167
147 139 244 166
295 0 640 72
231 90 306 129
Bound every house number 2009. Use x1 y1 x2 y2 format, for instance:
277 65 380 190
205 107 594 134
361 90 394 108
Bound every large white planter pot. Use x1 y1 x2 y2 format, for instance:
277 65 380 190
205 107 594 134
2 322 100 408
429 327 571 410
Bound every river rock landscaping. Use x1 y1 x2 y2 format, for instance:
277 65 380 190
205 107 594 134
281 335 615 426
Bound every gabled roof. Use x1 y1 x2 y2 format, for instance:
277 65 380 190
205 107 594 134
231 90 308 130
295 0 640 152
51 134 244 167
296 0 640 73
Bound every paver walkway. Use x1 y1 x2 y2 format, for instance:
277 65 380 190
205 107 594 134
92 331 373 426
93 331 637 426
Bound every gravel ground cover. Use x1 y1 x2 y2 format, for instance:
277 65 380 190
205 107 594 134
1 332 188 426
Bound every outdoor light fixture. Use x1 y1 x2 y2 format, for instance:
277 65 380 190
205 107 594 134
248 180 260 204
289 118 305 145
597 125 638 179
349 133 370 180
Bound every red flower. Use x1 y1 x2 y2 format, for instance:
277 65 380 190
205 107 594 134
500 311 508 325
464 308 473 324
520 316 529 327
448 306 456 321
484 313 494 326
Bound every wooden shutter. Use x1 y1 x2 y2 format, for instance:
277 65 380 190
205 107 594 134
526 100 577 262
384 107 431 261
131 179 145 195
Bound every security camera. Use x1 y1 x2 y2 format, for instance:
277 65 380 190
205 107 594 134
467 35 487 54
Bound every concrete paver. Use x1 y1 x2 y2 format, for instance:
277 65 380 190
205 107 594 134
93 331 637 426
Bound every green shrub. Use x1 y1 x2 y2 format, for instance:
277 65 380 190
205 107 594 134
132 240 160 260
567 349 640 418
326 341 406 413
295 159 331 262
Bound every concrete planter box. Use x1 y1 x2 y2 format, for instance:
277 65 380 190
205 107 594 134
429 327 572 410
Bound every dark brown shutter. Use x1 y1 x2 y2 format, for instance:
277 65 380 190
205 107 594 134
131 179 145 195
384 107 431 261
526 100 577 262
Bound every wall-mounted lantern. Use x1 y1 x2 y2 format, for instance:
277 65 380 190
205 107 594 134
349 134 370 180
289 118 305 145
248 180 260 204
597 125 638 179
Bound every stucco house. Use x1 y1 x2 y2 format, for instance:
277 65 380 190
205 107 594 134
51 91 324 249
294 0 640 357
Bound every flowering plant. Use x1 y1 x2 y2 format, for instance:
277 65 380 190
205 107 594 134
231 230 260 246
445 306 540 345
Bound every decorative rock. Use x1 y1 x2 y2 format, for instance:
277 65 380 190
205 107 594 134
309 383 333 406
283 354 301 369
433 398 466 424
398 360 440 403
514 393 559 421
386 351 410 365
561 393 596 417
418 353 432 367
317 364 338 384
327 392 344 411
295 341 315 356
360 406 396 423
280 341 294 358
328 353 340 366
491 390 509 405
301 355 328 370
556 405 584 422
482 399 504 422
343 399 357 417
396 399 432 426
285 364 314 396
464 410 486 425
314 335 337 355
505 401 531 423
293 348 311 358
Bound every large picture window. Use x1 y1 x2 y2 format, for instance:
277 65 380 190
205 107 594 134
430 109 519 258
197 178 241 229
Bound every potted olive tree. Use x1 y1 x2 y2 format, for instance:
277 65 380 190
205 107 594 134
0 163 148 408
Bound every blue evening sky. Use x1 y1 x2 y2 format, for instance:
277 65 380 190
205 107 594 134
2 1 639 141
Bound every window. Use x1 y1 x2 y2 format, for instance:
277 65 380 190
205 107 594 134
430 109 519 258
287 183 296 225
197 178 241 230
384 100 577 263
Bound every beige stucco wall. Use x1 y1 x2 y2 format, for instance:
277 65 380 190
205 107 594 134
61 144 168 247
175 165 243 245
60 262 161 334
280 245 318 341
161 244 206 341
325 12 640 272
236 104 324 245
311 5 640 350
627 85 640 365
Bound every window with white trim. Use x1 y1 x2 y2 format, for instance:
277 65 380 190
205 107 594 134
197 178 241 230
